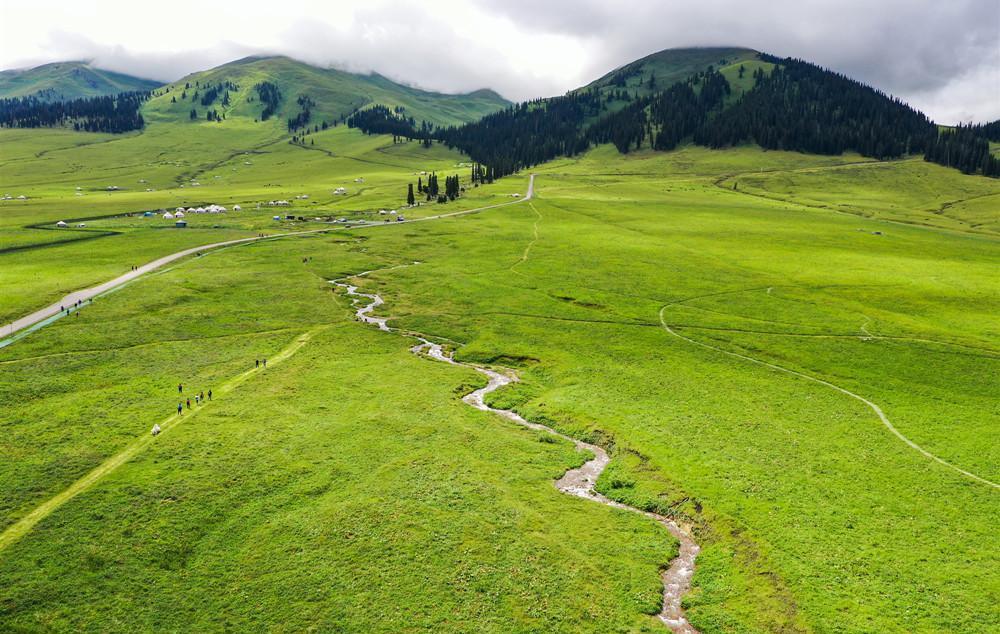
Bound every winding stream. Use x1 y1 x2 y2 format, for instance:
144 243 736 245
333 270 701 632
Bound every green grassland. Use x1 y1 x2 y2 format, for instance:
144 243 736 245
0 123 526 325
1 110 998 633
0 232 672 633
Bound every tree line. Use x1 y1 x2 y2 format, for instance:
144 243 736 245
0 91 149 133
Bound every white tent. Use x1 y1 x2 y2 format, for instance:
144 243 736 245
174 211 185 218
233 204 242 211
56 220 68 227
163 212 175 219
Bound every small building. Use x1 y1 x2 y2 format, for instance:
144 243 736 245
163 212 175 220
233 204 242 211
56 220 68 227
174 211 185 218
175 220 187 228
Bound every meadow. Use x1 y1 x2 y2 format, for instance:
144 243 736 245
1 124 997 632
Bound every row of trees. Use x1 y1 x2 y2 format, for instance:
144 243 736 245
924 125 1000 177
346 105 436 145
0 91 149 132
406 173 462 204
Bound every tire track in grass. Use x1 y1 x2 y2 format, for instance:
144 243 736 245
332 270 701 633
0 328 321 554
658 305 999 490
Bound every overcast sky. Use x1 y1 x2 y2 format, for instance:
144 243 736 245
1 0 997 123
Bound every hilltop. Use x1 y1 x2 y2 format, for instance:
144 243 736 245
143 55 509 129
0 61 162 100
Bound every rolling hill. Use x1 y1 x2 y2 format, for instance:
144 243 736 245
0 61 162 100
143 55 510 129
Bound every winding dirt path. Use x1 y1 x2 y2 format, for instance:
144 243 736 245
333 270 700 632
658 305 1000 490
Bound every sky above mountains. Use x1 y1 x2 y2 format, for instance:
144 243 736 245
1 0 997 124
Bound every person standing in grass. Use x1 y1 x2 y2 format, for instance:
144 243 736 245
186 398 191 409
177 403 182 415
178 383 183 393
208 389 212 400
263 358 267 368
255 359 260 368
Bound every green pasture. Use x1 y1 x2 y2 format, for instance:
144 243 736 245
0 122 997 632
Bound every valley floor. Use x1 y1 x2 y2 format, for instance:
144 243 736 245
0 126 997 633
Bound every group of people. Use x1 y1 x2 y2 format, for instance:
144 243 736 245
174 383 212 416
159 359 266 434
59 298 91 317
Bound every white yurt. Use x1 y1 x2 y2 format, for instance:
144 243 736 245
56 220 68 227
174 211 185 218
175 207 185 213
163 212 175 220
233 204 242 211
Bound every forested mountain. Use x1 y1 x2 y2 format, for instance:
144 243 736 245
0 61 161 100
351 48 998 178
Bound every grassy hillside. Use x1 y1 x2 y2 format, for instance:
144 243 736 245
579 46 760 99
145 55 509 130
0 61 162 100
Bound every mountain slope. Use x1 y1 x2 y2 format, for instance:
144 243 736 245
416 47 996 179
143 56 509 129
579 46 760 99
0 62 162 100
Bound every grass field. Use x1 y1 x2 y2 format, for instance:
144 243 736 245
1 121 997 632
